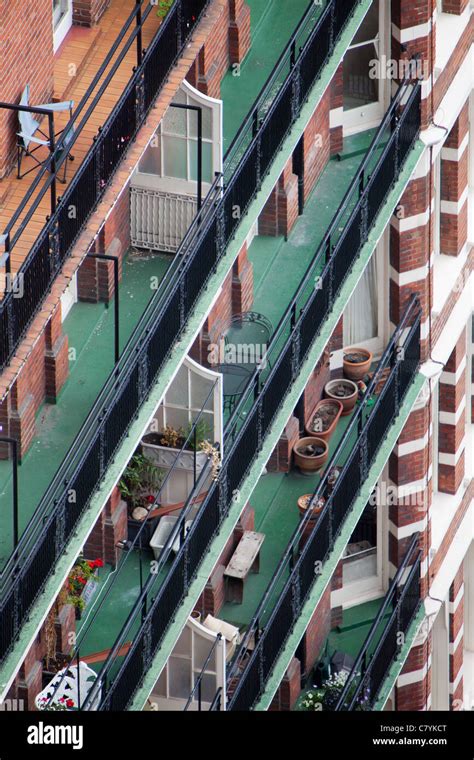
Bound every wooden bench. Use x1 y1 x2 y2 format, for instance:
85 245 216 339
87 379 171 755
224 531 265 604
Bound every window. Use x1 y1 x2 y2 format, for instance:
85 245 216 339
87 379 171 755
342 0 388 132
139 89 214 184
343 230 388 357
52 0 72 52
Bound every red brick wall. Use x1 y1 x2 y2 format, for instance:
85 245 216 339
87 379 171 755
0 0 54 178
73 0 111 27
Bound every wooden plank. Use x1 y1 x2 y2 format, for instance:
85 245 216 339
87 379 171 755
224 531 265 580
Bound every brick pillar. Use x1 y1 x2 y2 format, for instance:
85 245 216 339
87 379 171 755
228 0 251 64
302 348 331 424
45 305 69 402
438 329 466 494
73 0 111 27
440 102 469 257
391 0 435 129
258 157 299 238
196 1 231 98
103 487 128 567
390 169 433 362
302 88 330 203
330 63 343 156
231 241 254 313
396 631 431 710
9 367 38 460
448 567 464 709
388 400 431 596
269 657 301 711
442 0 469 13
299 584 331 679
266 416 299 473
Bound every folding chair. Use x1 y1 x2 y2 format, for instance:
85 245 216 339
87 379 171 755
17 85 75 183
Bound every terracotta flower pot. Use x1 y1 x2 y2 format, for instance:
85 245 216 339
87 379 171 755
293 437 329 474
297 494 326 519
305 399 343 441
343 347 373 381
324 379 358 416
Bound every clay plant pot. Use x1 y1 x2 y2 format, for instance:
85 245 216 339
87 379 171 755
343 347 373 381
293 437 329 474
324 379 358 416
305 399 344 442
297 494 326 519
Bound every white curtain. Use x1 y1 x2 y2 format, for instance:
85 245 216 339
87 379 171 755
344 254 378 344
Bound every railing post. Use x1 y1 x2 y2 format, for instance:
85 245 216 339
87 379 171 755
135 0 143 67
329 0 336 53
177 0 183 49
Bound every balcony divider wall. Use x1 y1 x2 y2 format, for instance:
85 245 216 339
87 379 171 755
0 0 366 667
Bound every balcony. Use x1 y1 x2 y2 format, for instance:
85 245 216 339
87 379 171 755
0 0 372 685
294 536 422 712
26 292 421 712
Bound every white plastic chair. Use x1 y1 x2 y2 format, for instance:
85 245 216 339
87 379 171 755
17 85 75 182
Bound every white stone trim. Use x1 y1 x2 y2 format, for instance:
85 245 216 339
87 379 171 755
390 262 430 286
390 203 433 233
440 356 467 385
449 583 464 614
449 625 464 655
397 655 431 688
440 187 469 215
439 396 466 425
441 135 469 162
438 438 466 466
449 665 464 693
388 516 428 539
395 427 432 457
391 17 433 45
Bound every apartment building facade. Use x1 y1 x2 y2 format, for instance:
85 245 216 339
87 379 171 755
0 0 472 715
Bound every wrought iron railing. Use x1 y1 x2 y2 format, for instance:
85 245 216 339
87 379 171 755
83 64 422 705
220 299 421 711
0 0 209 370
0 0 364 664
334 533 422 711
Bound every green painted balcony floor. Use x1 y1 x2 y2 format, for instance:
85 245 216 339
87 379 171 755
247 128 382 331
221 0 313 152
0 253 170 567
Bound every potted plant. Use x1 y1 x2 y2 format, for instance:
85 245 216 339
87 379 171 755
297 494 326 519
343 347 373 381
141 420 212 474
293 437 329 474
119 453 164 541
305 399 343 441
66 558 103 620
299 671 370 711
324 379 358 416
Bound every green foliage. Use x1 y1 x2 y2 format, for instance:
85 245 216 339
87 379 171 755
157 0 175 19
118 454 163 508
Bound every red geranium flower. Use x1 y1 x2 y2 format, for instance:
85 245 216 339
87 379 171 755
146 495 155 504
66 699 75 708
94 559 104 568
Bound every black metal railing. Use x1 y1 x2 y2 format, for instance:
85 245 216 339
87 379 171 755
87 276 420 711
0 0 209 370
74 72 421 709
0 0 364 664
333 533 422 711
222 299 421 711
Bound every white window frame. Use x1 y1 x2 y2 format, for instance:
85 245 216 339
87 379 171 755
342 228 389 361
342 0 390 135
53 0 73 53
134 80 223 197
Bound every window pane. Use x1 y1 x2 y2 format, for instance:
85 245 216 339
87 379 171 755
188 103 212 140
163 135 188 179
164 103 186 136
193 672 217 704
189 140 213 183
352 0 378 45
343 44 379 111
138 141 162 175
